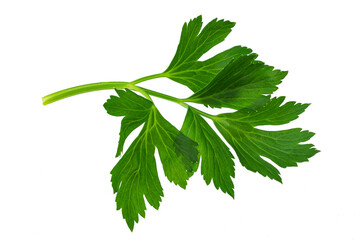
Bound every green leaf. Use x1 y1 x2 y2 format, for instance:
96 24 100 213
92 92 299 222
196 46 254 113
110 124 163 231
186 54 288 109
104 89 153 157
149 107 199 188
181 107 235 197
213 97 319 182
105 89 199 230
164 15 252 92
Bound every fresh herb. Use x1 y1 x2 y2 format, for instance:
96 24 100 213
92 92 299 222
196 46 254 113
42 15 319 231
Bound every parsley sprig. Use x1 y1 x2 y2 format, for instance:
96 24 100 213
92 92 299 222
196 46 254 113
43 15 319 231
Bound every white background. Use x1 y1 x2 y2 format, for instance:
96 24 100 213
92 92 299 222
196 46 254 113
1 0 359 239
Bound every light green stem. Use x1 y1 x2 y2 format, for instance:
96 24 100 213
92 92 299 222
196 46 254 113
42 76 215 119
137 87 215 119
42 73 163 105
42 82 131 105
130 73 165 84
128 85 153 101
136 87 187 107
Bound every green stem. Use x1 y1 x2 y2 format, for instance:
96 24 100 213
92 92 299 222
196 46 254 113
42 79 215 119
42 81 130 105
139 87 215 119
137 87 187 107
189 106 215 119
128 85 153 101
130 73 165 84
42 73 162 105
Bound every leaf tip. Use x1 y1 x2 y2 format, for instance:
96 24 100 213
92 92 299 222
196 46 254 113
228 190 235 199
126 220 135 232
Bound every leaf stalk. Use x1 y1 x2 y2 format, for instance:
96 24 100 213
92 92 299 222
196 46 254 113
42 75 215 119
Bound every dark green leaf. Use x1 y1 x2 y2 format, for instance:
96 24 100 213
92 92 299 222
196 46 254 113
104 89 153 156
105 89 199 230
110 124 163 231
164 15 252 92
149 108 199 189
181 107 235 197
213 97 319 182
186 54 288 109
